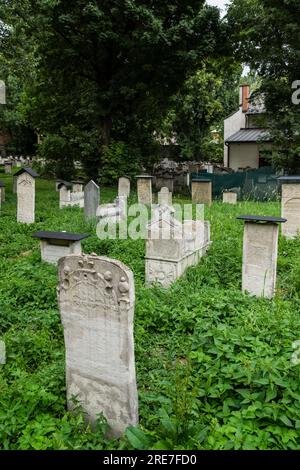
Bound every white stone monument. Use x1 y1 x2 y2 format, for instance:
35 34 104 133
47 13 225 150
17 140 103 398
278 176 300 239
145 206 211 288
57 254 138 437
32 231 89 265
192 179 212 206
84 180 100 221
96 196 126 224
223 191 237 204
16 168 38 224
158 187 172 206
72 180 84 193
59 182 84 208
118 177 131 198
4 161 12 175
238 215 286 299
136 175 153 205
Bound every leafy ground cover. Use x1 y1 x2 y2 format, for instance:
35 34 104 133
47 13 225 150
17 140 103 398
0 174 300 450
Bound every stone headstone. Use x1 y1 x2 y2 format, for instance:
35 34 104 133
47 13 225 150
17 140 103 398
192 180 212 206
279 178 300 239
4 162 12 174
17 169 38 224
84 180 100 220
59 185 71 208
57 254 138 437
32 231 90 265
72 181 84 193
145 207 211 288
158 187 172 206
238 215 286 299
118 177 131 198
136 175 153 205
223 191 237 204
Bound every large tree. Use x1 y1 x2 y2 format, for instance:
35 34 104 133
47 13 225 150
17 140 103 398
227 0 300 173
1 0 226 177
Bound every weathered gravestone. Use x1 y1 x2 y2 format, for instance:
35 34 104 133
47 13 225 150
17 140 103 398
237 215 286 299
278 176 300 239
59 182 84 208
158 187 172 206
84 180 100 221
72 180 84 193
16 168 39 224
32 231 90 265
145 206 211 288
223 191 237 205
136 175 153 205
4 161 12 175
192 179 212 206
118 177 131 198
57 254 138 437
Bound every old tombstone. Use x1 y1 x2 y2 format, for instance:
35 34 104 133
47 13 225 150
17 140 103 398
84 180 100 221
157 187 172 206
278 176 300 239
57 254 138 437
96 196 126 224
223 191 237 205
192 179 212 206
32 231 89 265
16 168 39 224
118 177 131 198
237 215 286 299
145 206 211 288
72 180 84 193
59 181 84 208
155 176 174 193
56 179 64 191
136 175 153 205
0 180 5 203
4 161 12 175
59 182 72 208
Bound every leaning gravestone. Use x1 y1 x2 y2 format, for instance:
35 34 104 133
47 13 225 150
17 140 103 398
57 254 138 437
118 177 131 198
16 168 39 224
84 180 100 221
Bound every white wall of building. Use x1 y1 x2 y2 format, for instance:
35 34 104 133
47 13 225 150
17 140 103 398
223 108 246 167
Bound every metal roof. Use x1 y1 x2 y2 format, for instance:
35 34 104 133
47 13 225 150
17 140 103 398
226 128 272 144
32 231 90 241
277 176 300 184
14 167 39 178
237 215 286 224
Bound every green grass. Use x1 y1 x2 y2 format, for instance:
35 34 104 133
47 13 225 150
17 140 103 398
0 173 300 450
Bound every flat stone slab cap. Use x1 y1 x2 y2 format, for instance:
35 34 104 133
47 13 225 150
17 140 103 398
57 181 72 189
237 215 287 224
135 175 153 179
32 231 90 241
191 179 212 183
277 176 300 184
14 167 39 178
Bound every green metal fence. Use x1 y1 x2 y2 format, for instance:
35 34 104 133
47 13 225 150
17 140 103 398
191 167 279 201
